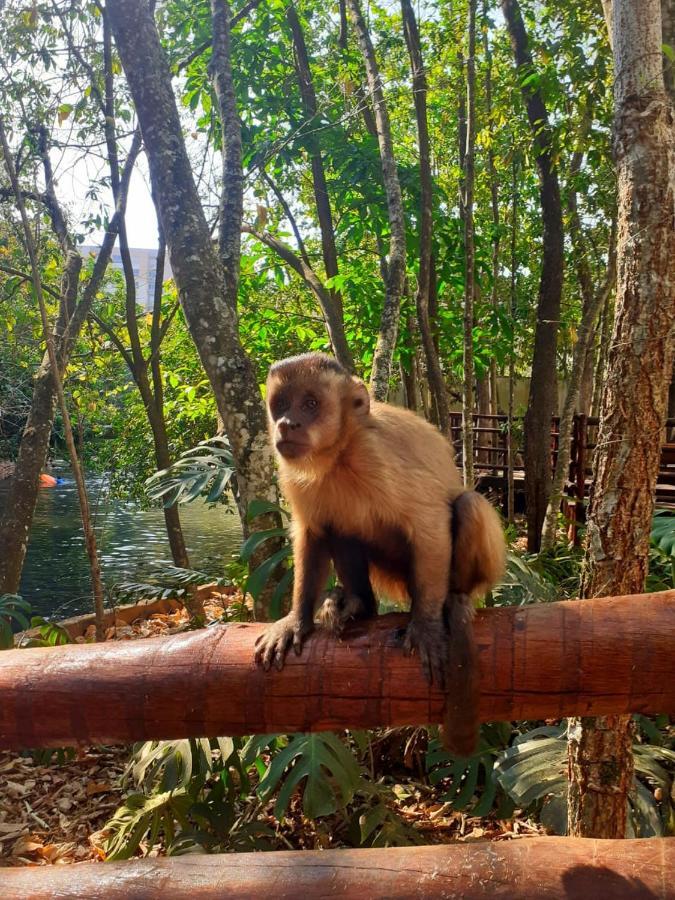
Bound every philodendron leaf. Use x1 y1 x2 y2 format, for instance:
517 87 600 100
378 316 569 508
257 732 364 820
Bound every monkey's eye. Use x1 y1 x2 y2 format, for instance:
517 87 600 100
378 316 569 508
303 396 318 411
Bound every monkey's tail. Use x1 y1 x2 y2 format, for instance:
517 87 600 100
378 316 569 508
442 592 480 757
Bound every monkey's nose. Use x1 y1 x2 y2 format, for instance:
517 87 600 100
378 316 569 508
279 417 301 436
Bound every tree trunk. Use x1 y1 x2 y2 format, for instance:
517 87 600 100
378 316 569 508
577 327 596 417
592 291 612 417
106 0 279 536
507 154 519 525
483 0 501 418
148 238 192 574
540 209 617 551
245 226 353 370
0 140 138 597
0 117 107 640
502 0 565 551
286 4 353 371
210 0 243 314
568 0 675 839
462 0 477 487
400 0 450 436
346 0 406 400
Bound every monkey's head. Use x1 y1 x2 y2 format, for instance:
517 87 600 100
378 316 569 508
266 353 370 464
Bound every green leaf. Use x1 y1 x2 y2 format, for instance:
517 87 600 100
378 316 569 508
258 732 363 820
240 527 288 562
247 498 288 521
244 545 292 601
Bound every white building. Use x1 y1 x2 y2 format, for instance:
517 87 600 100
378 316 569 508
82 245 172 310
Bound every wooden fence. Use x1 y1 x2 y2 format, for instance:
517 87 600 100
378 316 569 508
2 590 675 897
452 414 675 542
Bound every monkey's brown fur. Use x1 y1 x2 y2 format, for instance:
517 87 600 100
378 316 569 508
255 353 505 755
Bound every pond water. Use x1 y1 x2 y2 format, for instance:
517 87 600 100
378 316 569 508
0 467 243 621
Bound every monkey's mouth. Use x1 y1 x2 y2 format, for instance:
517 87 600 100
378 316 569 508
276 440 311 460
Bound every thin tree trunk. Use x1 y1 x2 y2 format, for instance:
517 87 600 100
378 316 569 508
107 0 279 545
0 117 106 640
346 0 406 400
148 237 192 574
568 0 675 839
0 136 138 597
592 291 612 417
400 0 450 436
462 0 477 487
507 154 519 525
210 0 243 313
104 11 196 597
286 3 353 371
502 0 565 551
483 0 500 418
577 326 596 417
540 210 617 551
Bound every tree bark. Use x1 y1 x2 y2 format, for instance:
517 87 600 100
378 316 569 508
106 0 279 536
502 0 565 551
400 0 450 436
462 0 478 487
346 0 406 400
568 0 675 839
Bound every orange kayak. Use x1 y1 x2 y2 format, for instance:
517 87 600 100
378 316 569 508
39 473 57 487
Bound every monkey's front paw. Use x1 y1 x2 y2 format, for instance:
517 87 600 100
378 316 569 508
315 586 369 635
402 617 447 688
254 615 313 672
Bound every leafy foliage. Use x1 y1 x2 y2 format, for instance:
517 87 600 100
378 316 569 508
493 721 675 837
257 732 363 820
241 499 293 618
114 565 231 604
0 594 31 649
425 723 515 818
145 437 236 507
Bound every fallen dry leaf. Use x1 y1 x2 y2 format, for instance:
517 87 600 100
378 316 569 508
86 782 112 797
11 836 43 856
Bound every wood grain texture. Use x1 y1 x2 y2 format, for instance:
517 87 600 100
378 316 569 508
4 837 674 899
1 592 674 750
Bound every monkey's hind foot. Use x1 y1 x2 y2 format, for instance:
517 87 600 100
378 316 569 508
402 616 447 689
254 614 313 672
315 586 369 635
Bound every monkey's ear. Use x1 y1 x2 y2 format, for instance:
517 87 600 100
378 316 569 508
350 378 370 416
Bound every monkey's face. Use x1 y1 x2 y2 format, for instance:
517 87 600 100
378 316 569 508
266 373 344 462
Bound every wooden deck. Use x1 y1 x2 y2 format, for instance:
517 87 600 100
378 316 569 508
452 414 675 542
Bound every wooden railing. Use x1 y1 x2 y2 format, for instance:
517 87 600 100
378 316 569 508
2 590 675 897
452 414 675 542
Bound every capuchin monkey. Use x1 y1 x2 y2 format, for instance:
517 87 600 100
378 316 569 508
254 353 505 755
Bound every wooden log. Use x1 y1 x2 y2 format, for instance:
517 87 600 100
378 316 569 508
0 592 674 749
4 837 674 899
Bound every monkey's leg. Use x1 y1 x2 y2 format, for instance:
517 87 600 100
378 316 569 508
402 535 451 688
254 529 329 671
316 534 376 635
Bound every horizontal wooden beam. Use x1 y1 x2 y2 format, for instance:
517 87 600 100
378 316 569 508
5 837 674 899
1 591 674 749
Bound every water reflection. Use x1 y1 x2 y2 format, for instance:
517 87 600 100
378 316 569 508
0 469 242 620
